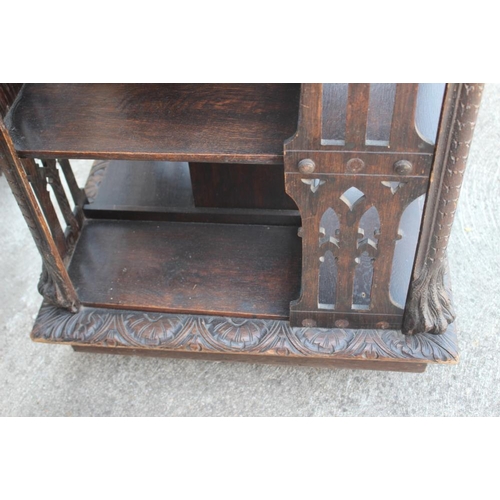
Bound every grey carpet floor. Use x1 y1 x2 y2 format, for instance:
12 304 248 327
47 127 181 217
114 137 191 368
1 85 499 417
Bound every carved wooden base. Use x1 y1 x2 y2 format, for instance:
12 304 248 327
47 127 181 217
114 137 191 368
31 303 459 373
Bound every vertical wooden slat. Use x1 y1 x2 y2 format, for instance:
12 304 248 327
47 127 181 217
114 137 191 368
284 84 323 152
44 160 81 235
389 83 420 150
302 219 322 312
344 84 370 149
57 159 87 206
22 158 67 256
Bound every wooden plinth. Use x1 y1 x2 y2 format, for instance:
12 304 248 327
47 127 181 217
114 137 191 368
31 303 459 373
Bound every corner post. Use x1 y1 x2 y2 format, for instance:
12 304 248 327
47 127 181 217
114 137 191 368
403 83 484 334
0 118 80 312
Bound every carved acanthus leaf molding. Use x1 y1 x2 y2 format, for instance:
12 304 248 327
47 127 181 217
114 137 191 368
32 304 458 364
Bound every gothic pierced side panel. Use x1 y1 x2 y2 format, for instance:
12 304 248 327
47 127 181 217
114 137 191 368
283 83 468 332
286 172 428 329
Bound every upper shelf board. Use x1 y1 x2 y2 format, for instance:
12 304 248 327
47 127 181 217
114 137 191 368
6 84 301 164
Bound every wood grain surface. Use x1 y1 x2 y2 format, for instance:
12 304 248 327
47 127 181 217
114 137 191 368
6 84 301 163
31 302 458 371
68 219 302 319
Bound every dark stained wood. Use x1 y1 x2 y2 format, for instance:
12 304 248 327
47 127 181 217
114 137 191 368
286 84 323 151
285 83 438 329
68 219 302 319
0 84 23 174
404 84 484 334
43 160 81 245
287 83 438 153
89 160 194 208
31 303 459 371
189 162 297 210
84 204 301 226
22 158 67 256
345 84 370 148
390 84 423 151
84 159 300 225
0 82 481 371
71 346 428 373
284 149 433 176
57 159 87 206
0 117 79 311
285 171 428 329
6 84 301 164
0 84 22 117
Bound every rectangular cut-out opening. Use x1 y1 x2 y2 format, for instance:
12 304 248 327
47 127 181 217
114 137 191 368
321 84 348 145
87 160 194 208
352 205 379 310
318 251 337 310
365 84 397 146
390 194 426 308
83 159 300 226
352 251 374 310
415 83 446 145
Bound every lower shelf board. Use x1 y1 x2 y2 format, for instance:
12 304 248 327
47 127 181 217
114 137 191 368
68 219 301 319
31 303 459 373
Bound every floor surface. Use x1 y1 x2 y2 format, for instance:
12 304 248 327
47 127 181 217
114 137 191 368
1 85 499 417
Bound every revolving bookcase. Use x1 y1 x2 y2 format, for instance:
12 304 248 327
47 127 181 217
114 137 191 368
0 83 483 372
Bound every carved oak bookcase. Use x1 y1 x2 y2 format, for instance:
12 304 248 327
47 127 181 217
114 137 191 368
0 83 483 372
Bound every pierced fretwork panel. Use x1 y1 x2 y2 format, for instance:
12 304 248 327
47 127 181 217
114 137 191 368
309 84 444 154
22 158 85 259
285 171 428 329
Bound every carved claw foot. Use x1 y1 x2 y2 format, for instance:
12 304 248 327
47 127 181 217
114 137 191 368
403 263 455 335
38 265 79 313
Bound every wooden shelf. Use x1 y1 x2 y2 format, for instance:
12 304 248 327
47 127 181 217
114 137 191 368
68 219 302 319
6 84 300 164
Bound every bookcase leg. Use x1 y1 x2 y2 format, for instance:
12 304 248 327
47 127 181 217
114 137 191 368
403 84 484 335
